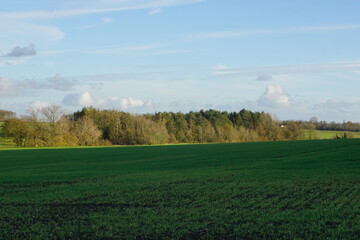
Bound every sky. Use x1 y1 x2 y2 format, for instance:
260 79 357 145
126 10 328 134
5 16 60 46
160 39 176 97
1 0 360 122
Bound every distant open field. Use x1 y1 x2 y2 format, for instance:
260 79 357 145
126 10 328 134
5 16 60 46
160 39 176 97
0 122 15 148
304 130 360 139
1 139 360 239
317 130 360 139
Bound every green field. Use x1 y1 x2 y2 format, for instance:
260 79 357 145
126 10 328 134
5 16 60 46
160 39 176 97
305 130 360 139
317 130 360 139
1 140 360 239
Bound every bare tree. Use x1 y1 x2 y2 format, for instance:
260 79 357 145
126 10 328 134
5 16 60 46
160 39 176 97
41 105 64 129
73 116 102 146
25 104 65 146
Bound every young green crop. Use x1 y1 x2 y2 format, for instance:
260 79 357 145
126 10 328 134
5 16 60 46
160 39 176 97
1 139 360 239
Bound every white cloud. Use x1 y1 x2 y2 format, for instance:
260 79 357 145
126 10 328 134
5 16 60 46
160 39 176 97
0 58 25 66
0 74 79 101
4 44 36 57
28 101 51 112
255 74 272 81
149 99 260 114
119 97 150 109
213 64 230 70
0 8 122 20
307 98 360 122
191 24 360 39
258 85 290 108
62 92 100 106
165 100 213 112
0 22 65 48
77 17 114 29
113 97 153 110
21 74 76 91
62 92 152 110
212 64 233 75
46 74 75 91
0 0 204 20
0 0 203 55
318 99 358 110
213 61 360 76
21 23 65 42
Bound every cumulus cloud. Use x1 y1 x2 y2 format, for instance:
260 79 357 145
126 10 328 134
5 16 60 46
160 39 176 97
255 74 272 81
28 101 51 112
258 85 290 108
21 74 76 91
120 97 152 109
62 92 101 106
113 97 153 110
4 44 36 57
62 92 152 110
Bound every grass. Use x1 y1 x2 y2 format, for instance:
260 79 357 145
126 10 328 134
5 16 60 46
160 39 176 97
1 139 360 239
317 130 360 139
0 122 15 148
304 130 360 139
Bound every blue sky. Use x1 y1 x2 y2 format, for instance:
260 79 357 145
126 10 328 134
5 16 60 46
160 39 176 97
1 0 360 121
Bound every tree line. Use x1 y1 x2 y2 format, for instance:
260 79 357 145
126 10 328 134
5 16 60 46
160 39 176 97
2 106 356 147
278 118 360 138
0 110 16 121
2 106 304 147
310 117 360 132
